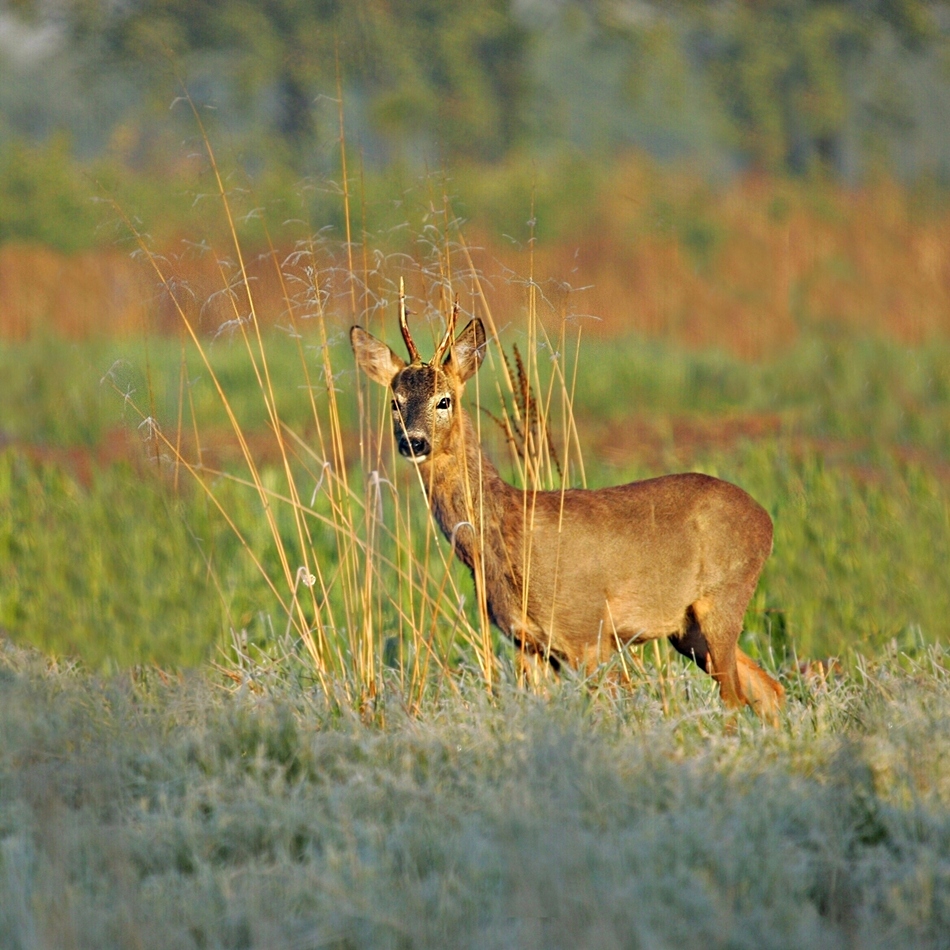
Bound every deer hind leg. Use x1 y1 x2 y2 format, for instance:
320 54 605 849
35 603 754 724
677 594 784 725
735 648 784 726
670 602 744 711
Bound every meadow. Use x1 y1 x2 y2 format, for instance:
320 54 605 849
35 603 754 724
1 637 949 948
1 322 947 670
0 160 949 946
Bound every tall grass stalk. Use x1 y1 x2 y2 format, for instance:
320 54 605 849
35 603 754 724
102 94 603 712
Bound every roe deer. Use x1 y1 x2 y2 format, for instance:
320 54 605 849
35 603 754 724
351 301 785 724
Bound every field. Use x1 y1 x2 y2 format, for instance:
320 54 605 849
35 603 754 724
0 162 949 945
1 323 947 669
1 639 949 948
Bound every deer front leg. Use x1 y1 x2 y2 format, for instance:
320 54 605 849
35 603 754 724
492 602 563 687
514 645 557 691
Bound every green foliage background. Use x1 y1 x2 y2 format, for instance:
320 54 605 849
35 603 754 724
2 0 950 250
0 330 946 669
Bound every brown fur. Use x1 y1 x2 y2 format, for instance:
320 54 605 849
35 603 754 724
351 319 785 724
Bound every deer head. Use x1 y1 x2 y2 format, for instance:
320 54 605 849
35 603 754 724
350 293 486 464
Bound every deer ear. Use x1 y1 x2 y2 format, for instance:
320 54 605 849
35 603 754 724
351 326 406 386
443 318 486 383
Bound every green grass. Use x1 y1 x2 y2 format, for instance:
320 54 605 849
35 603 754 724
573 332 950 464
0 637 948 949
0 333 353 448
1 327 947 669
0 452 239 669
4 329 949 460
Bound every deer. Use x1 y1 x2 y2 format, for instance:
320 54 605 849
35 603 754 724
350 297 785 724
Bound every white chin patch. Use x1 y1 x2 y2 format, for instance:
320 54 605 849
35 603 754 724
408 455 429 464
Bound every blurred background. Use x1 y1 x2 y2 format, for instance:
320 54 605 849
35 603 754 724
0 0 948 670
2 0 950 344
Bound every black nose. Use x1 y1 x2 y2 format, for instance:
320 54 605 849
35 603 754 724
398 435 431 459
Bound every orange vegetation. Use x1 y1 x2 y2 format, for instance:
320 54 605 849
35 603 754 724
483 169 950 356
1 170 948 356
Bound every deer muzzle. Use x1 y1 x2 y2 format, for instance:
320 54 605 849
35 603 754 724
398 433 431 462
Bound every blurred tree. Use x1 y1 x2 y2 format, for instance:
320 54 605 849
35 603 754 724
674 0 944 172
370 0 530 161
3 0 949 181
528 0 946 174
31 0 530 166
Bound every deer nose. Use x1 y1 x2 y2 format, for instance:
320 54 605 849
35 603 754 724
398 434 431 459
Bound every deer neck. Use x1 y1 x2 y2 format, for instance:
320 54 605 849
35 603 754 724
420 409 513 569
419 409 539 649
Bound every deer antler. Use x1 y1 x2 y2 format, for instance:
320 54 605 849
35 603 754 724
398 277 421 363
433 296 460 364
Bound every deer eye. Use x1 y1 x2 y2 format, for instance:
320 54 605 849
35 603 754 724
390 400 399 412
436 396 451 410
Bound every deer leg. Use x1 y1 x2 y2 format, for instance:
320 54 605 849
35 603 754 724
505 609 563 690
736 647 785 726
688 596 747 713
670 607 745 710
579 617 616 675
690 595 784 724
514 641 559 691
